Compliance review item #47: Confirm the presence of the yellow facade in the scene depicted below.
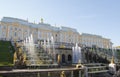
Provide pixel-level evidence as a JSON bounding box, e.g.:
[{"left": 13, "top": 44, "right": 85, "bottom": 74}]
[
  {"left": 80, "top": 33, "right": 112, "bottom": 48},
  {"left": 0, "top": 17, "right": 113, "bottom": 48}
]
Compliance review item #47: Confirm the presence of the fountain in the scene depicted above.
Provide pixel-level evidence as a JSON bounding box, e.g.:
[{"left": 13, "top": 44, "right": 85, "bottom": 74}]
[
  {"left": 43, "top": 39, "right": 47, "bottom": 51},
  {"left": 47, "top": 38, "right": 51, "bottom": 55},
  {"left": 51, "top": 36, "right": 56, "bottom": 63},
  {"left": 23, "top": 34, "right": 39, "bottom": 65},
  {"left": 72, "top": 43, "right": 82, "bottom": 64},
  {"left": 22, "top": 34, "right": 58, "bottom": 67}
]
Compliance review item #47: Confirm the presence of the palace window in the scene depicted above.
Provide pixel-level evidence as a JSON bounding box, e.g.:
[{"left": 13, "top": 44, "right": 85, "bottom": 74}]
[
  {"left": 10, "top": 26, "right": 12, "bottom": 30},
  {"left": 14, "top": 32, "right": 17, "bottom": 36},
  {"left": 19, "top": 29, "right": 21, "bottom": 31},
  {"left": 56, "top": 34, "right": 57, "bottom": 37},
  {"left": 4, "top": 26, "right": 6, "bottom": 29},
  {"left": 15, "top": 27, "right": 17, "bottom": 31}
]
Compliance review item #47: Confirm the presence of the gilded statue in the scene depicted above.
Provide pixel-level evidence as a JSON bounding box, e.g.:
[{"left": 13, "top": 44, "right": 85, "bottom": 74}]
[
  {"left": 60, "top": 71, "right": 66, "bottom": 77},
  {"left": 13, "top": 42, "right": 26, "bottom": 67}
]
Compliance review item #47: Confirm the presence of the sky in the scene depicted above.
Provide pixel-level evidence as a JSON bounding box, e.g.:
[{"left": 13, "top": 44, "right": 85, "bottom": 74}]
[{"left": 0, "top": 0, "right": 120, "bottom": 46}]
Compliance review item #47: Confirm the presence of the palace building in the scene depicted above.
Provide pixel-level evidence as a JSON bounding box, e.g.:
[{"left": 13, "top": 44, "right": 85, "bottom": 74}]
[{"left": 0, "top": 17, "right": 113, "bottom": 49}]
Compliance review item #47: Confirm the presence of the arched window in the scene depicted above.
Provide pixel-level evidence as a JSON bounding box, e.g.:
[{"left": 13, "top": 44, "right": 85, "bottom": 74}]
[
  {"left": 56, "top": 54, "right": 58, "bottom": 61},
  {"left": 68, "top": 54, "right": 72, "bottom": 61},
  {"left": 62, "top": 54, "right": 65, "bottom": 63}
]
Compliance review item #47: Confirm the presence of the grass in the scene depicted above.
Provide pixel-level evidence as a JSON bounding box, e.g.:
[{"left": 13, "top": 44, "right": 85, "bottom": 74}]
[
  {"left": 0, "top": 41, "right": 14, "bottom": 66},
  {"left": 0, "top": 62, "right": 13, "bottom": 66}
]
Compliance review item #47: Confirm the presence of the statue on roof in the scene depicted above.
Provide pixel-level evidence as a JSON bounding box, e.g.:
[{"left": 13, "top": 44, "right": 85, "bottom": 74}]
[{"left": 41, "top": 18, "right": 43, "bottom": 23}]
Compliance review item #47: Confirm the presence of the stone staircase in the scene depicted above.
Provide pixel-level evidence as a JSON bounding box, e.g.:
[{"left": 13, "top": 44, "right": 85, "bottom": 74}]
[
  {"left": 24, "top": 45, "right": 54, "bottom": 66},
  {"left": 82, "top": 47, "right": 119, "bottom": 64},
  {"left": 36, "top": 46, "right": 53, "bottom": 64},
  {"left": 77, "top": 63, "right": 112, "bottom": 77}
]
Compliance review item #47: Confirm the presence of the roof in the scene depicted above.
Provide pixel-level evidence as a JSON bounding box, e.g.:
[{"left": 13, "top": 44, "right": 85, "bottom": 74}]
[{"left": 1, "top": 17, "right": 59, "bottom": 31}]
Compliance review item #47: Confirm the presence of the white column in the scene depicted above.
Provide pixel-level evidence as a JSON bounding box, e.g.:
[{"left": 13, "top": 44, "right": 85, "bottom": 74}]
[
  {"left": 38, "top": 31, "right": 39, "bottom": 39},
  {"left": 85, "top": 67, "right": 88, "bottom": 77},
  {"left": 28, "top": 27, "right": 30, "bottom": 36},
  {"left": 71, "top": 71, "right": 73, "bottom": 77}
]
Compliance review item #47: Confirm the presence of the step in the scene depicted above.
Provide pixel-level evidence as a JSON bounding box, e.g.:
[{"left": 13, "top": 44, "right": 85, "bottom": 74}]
[{"left": 88, "top": 70, "right": 109, "bottom": 74}]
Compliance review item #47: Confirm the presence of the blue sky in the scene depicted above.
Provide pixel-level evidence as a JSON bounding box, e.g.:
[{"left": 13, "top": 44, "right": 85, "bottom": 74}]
[{"left": 0, "top": 0, "right": 120, "bottom": 46}]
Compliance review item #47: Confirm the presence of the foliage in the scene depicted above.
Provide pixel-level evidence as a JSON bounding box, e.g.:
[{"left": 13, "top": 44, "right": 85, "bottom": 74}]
[{"left": 0, "top": 41, "right": 14, "bottom": 66}]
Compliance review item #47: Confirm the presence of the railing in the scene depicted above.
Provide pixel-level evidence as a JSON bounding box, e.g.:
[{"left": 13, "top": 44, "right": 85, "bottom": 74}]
[
  {"left": 0, "top": 67, "right": 84, "bottom": 77},
  {"left": 41, "top": 42, "right": 73, "bottom": 49},
  {"left": 87, "top": 66, "right": 108, "bottom": 74},
  {"left": 1, "top": 63, "right": 119, "bottom": 77}
]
